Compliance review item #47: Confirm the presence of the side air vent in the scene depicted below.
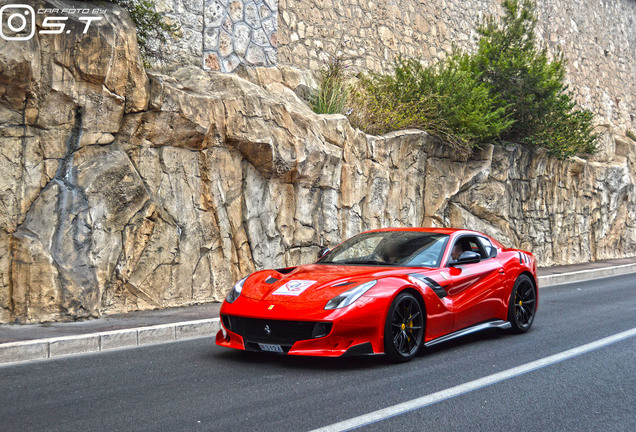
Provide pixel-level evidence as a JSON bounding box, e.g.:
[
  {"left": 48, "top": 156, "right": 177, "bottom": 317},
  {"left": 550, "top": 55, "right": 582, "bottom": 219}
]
[
  {"left": 519, "top": 252, "right": 528, "bottom": 264},
  {"left": 409, "top": 273, "right": 447, "bottom": 299}
]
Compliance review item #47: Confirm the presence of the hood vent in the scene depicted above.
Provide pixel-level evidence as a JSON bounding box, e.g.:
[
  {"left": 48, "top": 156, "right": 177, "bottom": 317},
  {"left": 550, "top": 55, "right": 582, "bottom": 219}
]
[{"left": 275, "top": 267, "right": 297, "bottom": 274}]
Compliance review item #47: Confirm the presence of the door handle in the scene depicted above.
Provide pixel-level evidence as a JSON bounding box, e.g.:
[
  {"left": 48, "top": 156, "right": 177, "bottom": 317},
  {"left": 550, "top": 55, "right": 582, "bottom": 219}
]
[{"left": 498, "top": 269, "right": 505, "bottom": 274}]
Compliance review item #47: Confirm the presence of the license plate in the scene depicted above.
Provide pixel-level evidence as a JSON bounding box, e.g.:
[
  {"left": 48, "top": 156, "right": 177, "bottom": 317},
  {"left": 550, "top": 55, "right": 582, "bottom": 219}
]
[{"left": 258, "top": 343, "right": 284, "bottom": 353}]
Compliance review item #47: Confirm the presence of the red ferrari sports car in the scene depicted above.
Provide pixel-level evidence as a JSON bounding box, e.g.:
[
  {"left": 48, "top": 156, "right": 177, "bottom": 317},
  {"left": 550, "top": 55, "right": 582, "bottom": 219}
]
[{"left": 216, "top": 228, "right": 538, "bottom": 362}]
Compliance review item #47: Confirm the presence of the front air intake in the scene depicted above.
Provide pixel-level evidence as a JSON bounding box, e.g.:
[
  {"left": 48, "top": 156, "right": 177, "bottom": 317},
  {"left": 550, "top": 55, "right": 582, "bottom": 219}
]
[{"left": 220, "top": 315, "right": 332, "bottom": 344}]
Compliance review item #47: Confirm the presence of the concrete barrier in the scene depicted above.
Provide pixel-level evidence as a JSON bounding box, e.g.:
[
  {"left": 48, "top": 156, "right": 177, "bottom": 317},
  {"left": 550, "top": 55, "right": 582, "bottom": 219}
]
[
  {"left": 0, "top": 340, "right": 49, "bottom": 364},
  {"left": 0, "top": 318, "right": 220, "bottom": 366},
  {"left": 538, "top": 262, "right": 636, "bottom": 287},
  {"left": 49, "top": 334, "right": 100, "bottom": 357},
  {"left": 99, "top": 329, "right": 139, "bottom": 350}
]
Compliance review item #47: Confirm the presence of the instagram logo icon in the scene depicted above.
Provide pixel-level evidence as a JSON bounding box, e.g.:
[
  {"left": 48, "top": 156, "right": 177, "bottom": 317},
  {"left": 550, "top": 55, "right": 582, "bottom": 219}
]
[{"left": 0, "top": 4, "right": 35, "bottom": 41}]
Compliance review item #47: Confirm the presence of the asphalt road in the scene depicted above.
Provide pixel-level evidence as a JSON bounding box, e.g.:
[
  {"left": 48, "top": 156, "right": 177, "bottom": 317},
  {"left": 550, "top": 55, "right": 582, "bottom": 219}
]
[{"left": 1, "top": 274, "right": 635, "bottom": 432}]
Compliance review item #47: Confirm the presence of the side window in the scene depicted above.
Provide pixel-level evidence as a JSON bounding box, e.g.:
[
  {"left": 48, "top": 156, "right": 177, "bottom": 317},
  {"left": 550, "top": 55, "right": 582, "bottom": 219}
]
[
  {"left": 478, "top": 237, "right": 496, "bottom": 258},
  {"left": 449, "top": 236, "right": 487, "bottom": 263},
  {"left": 466, "top": 237, "right": 487, "bottom": 258}
]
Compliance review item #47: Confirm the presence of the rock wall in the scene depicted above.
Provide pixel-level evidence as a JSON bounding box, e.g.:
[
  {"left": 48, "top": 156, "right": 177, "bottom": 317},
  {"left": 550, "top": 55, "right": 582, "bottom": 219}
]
[
  {"left": 1, "top": 1, "right": 635, "bottom": 323},
  {"left": 278, "top": 0, "right": 636, "bottom": 131}
]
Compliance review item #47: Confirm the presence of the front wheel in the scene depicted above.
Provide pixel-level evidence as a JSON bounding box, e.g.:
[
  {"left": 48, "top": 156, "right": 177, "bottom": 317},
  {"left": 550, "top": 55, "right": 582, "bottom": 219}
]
[
  {"left": 507, "top": 274, "right": 536, "bottom": 333},
  {"left": 384, "top": 292, "right": 424, "bottom": 363}
]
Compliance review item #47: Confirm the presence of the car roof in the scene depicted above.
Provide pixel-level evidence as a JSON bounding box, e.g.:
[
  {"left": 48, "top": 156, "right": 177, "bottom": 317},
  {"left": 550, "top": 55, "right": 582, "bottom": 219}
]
[{"left": 362, "top": 227, "right": 480, "bottom": 236}]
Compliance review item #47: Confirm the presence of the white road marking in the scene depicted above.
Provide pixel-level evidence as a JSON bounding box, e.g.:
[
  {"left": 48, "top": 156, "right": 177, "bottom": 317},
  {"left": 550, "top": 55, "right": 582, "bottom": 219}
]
[{"left": 309, "top": 327, "right": 636, "bottom": 432}]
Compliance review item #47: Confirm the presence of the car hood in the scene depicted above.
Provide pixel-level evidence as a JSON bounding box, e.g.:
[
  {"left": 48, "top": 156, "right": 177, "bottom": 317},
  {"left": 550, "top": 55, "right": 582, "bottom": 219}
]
[{"left": 240, "top": 263, "right": 433, "bottom": 303}]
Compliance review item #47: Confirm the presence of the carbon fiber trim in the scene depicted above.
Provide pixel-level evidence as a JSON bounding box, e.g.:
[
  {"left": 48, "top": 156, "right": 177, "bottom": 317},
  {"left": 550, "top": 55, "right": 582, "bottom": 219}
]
[
  {"left": 409, "top": 273, "right": 448, "bottom": 299},
  {"left": 424, "top": 320, "right": 511, "bottom": 347}
]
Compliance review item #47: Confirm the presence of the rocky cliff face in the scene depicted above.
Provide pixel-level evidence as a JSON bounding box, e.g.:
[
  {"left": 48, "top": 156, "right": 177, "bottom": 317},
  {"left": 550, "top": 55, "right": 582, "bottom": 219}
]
[{"left": 1, "top": 1, "right": 635, "bottom": 323}]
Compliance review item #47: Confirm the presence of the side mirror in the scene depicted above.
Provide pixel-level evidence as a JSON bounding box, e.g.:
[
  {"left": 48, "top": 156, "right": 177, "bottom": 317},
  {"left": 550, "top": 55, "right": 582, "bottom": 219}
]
[
  {"left": 318, "top": 247, "right": 331, "bottom": 259},
  {"left": 450, "top": 251, "right": 481, "bottom": 265}
]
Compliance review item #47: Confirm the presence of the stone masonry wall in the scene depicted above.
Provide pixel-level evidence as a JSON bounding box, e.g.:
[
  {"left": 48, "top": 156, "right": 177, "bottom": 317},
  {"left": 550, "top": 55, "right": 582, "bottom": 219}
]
[
  {"left": 150, "top": 0, "right": 634, "bottom": 131},
  {"left": 146, "top": 0, "right": 277, "bottom": 73},
  {"left": 277, "top": 0, "right": 636, "bottom": 131},
  {"left": 145, "top": 0, "right": 204, "bottom": 72},
  {"left": 202, "top": 0, "right": 278, "bottom": 72}
]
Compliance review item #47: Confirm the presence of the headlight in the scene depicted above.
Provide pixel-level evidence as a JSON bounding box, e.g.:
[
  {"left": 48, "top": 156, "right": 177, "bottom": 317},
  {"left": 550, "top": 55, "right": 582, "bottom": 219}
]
[
  {"left": 226, "top": 276, "right": 248, "bottom": 303},
  {"left": 325, "top": 280, "right": 377, "bottom": 310}
]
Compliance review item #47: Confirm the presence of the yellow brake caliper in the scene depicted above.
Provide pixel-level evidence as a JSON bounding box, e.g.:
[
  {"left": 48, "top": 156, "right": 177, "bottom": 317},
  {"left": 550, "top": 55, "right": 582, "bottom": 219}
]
[{"left": 405, "top": 317, "right": 414, "bottom": 341}]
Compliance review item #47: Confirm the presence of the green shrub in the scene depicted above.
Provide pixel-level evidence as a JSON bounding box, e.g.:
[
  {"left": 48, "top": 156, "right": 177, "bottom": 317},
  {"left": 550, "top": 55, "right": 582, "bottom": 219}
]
[
  {"left": 468, "top": 0, "right": 597, "bottom": 158},
  {"left": 347, "top": 61, "right": 438, "bottom": 138},
  {"left": 627, "top": 130, "right": 636, "bottom": 142},
  {"left": 347, "top": 0, "right": 598, "bottom": 159},
  {"left": 311, "top": 55, "right": 349, "bottom": 115},
  {"left": 413, "top": 55, "right": 513, "bottom": 147},
  {"left": 349, "top": 56, "right": 512, "bottom": 155}
]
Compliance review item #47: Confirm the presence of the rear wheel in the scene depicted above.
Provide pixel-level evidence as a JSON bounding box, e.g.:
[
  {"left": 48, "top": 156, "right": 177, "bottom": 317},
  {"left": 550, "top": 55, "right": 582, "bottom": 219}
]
[
  {"left": 384, "top": 292, "right": 424, "bottom": 363},
  {"left": 508, "top": 274, "right": 536, "bottom": 333}
]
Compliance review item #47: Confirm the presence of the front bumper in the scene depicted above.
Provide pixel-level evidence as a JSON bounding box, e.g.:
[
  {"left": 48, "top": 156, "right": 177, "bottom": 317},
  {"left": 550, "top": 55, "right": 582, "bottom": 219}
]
[{"left": 215, "top": 295, "right": 387, "bottom": 357}]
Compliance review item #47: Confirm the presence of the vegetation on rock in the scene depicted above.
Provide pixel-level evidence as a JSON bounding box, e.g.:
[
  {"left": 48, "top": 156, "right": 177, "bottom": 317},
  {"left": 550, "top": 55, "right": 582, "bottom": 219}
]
[
  {"left": 347, "top": 56, "right": 513, "bottom": 156},
  {"left": 311, "top": 53, "right": 349, "bottom": 115},
  {"left": 93, "top": 0, "right": 176, "bottom": 64},
  {"left": 338, "top": 0, "right": 598, "bottom": 159}
]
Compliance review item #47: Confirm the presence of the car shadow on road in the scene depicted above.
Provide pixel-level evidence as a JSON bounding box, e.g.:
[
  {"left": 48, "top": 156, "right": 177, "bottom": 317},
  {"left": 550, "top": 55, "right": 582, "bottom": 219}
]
[
  {"left": 209, "top": 349, "right": 387, "bottom": 371},
  {"left": 205, "top": 328, "right": 517, "bottom": 371},
  {"left": 421, "top": 328, "right": 514, "bottom": 356}
]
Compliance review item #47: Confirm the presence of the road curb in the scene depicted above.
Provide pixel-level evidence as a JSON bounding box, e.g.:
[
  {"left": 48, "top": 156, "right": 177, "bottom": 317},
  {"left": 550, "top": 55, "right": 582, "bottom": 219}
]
[
  {"left": 538, "top": 262, "right": 636, "bottom": 287},
  {"left": 0, "top": 318, "right": 220, "bottom": 366}
]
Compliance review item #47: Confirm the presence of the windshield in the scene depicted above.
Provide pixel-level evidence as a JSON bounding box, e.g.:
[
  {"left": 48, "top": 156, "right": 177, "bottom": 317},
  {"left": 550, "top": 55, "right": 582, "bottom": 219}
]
[{"left": 318, "top": 231, "right": 449, "bottom": 268}]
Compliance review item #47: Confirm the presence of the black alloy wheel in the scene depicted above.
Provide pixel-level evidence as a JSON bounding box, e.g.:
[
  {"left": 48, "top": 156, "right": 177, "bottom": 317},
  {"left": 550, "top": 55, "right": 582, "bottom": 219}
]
[
  {"left": 508, "top": 274, "right": 536, "bottom": 333},
  {"left": 384, "top": 292, "right": 425, "bottom": 363}
]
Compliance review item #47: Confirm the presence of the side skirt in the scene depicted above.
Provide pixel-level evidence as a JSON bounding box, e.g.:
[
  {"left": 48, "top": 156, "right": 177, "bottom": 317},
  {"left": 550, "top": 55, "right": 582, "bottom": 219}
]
[{"left": 424, "top": 320, "right": 512, "bottom": 348}]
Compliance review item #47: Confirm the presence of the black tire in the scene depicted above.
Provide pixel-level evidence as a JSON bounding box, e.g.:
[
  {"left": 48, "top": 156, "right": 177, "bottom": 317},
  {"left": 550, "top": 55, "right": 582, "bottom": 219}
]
[
  {"left": 507, "top": 274, "right": 536, "bottom": 333},
  {"left": 384, "top": 292, "right": 425, "bottom": 363}
]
